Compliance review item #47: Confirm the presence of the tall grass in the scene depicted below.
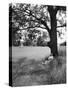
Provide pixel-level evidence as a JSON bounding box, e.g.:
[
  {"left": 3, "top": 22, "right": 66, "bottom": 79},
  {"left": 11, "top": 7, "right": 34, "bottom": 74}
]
[{"left": 11, "top": 46, "right": 66, "bottom": 86}]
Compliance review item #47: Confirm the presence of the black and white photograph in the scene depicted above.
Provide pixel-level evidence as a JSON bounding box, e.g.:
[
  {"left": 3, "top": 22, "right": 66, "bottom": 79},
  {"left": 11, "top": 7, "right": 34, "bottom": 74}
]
[{"left": 9, "top": 3, "right": 66, "bottom": 87}]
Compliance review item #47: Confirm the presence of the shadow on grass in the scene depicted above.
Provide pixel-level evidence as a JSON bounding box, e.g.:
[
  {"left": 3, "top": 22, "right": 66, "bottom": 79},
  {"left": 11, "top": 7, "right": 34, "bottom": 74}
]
[{"left": 11, "top": 57, "right": 66, "bottom": 86}]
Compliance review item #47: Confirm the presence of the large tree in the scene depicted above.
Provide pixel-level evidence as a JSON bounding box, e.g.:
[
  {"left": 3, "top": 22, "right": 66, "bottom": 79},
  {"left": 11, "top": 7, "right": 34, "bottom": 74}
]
[{"left": 9, "top": 3, "right": 66, "bottom": 56}]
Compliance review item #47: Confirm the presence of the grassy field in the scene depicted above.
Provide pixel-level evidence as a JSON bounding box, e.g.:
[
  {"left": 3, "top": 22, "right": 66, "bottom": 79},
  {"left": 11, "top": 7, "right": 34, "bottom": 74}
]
[
  {"left": 11, "top": 46, "right": 51, "bottom": 62},
  {"left": 10, "top": 46, "right": 66, "bottom": 86}
]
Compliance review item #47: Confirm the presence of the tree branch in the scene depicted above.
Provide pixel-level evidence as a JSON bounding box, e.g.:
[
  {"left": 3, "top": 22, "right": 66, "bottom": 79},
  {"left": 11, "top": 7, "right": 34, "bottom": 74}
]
[
  {"left": 14, "top": 7, "right": 50, "bottom": 32},
  {"left": 57, "top": 6, "right": 66, "bottom": 11},
  {"left": 57, "top": 23, "right": 66, "bottom": 28},
  {"left": 18, "top": 25, "right": 46, "bottom": 31},
  {"left": 25, "top": 9, "right": 50, "bottom": 31}
]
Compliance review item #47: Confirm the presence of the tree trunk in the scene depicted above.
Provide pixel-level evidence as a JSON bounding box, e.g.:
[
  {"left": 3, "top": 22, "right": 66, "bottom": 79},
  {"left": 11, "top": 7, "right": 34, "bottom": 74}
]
[{"left": 48, "top": 8, "right": 58, "bottom": 56}]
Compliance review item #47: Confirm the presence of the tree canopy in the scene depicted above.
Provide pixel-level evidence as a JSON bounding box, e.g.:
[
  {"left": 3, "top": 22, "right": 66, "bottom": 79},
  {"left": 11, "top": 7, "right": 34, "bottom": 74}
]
[
  {"left": 9, "top": 3, "right": 66, "bottom": 56},
  {"left": 10, "top": 3, "right": 66, "bottom": 32}
]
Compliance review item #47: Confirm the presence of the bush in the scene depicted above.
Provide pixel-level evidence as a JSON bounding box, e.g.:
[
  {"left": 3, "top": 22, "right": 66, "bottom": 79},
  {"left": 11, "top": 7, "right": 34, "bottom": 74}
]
[
  {"left": 13, "top": 39, "right": 20, "bottom": 46},
  {"left": 37, "top": 36, "right": 47, "bottom": 46},
  {"left": 23, "top": 39, "right": 32, "bottom": 46}
]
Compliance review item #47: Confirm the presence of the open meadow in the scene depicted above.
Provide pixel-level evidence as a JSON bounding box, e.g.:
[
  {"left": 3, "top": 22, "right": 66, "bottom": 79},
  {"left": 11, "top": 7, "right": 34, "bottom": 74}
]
[{"left": 9, "top": 46, "right": 66, "bottom": 86}]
